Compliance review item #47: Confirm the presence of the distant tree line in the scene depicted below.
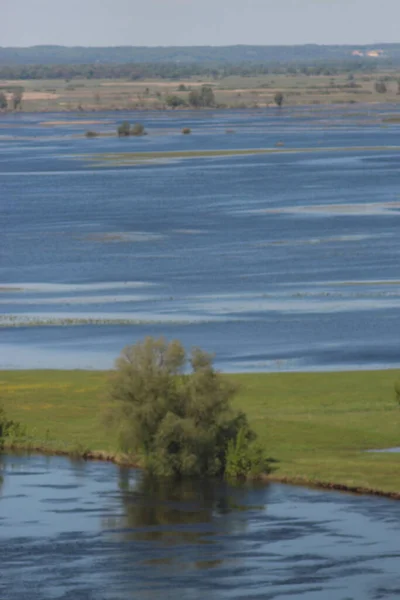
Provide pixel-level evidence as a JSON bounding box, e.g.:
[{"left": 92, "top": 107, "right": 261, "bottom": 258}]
[
  {"left": 0, "top": 60, "right": 384, "bottom": 81},
  {"left": 2, "top": 43, "right": 400, "bottom": 65}
]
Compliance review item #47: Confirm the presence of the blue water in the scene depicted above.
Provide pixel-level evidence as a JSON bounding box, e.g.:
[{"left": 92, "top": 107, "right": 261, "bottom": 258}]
[
  {"left": 2, "top": 107, "right": 400, "bottom": 370},
  {"left": 1, "top": 453, "right": 400, "bottom": 600}
]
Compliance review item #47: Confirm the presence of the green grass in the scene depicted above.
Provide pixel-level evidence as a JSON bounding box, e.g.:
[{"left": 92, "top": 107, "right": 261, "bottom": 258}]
[{"left": 1, "top": 369, "right": 400, "bottom": 494}]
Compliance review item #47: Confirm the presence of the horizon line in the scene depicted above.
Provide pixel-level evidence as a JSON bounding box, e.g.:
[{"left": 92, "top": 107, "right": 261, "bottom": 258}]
[{"left": 1, "top": 42, "right": 400, "bottom": 50}]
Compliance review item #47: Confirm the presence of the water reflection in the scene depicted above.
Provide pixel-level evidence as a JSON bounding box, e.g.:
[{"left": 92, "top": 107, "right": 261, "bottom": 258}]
[{"left": 104, "top": 469, "right": 263, "bottom": 547}]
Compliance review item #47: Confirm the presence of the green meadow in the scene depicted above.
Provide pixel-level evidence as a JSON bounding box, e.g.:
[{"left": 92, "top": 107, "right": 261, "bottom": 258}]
[{"left": 1, "top": 369, "right": 400, "bottom": 495}]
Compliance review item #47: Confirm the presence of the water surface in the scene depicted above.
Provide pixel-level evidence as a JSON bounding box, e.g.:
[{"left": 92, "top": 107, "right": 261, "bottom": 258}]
[
  {"left": 2, "top": 107, "right": 400, "bottom": 371},
  {"left": 1, "top": 453, "right": 400, "bottom": 599}
]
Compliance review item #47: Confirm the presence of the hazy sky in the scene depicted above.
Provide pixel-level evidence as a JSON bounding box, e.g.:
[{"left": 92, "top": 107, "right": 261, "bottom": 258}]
[{"left": 2, "top": 0, "right": 400, "bottom": 47}]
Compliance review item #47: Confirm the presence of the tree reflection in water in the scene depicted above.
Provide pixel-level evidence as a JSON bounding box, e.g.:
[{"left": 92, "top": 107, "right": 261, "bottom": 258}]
[{"left": 102, "top": 467, "right": 268, "bottom": 571}]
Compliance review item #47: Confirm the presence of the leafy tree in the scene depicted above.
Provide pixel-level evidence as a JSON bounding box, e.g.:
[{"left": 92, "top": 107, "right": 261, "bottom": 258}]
[
  {"left": 200, "top": 85, "right": 215, "bottom": 107},
  {"left": 11, "top": 89, "right": 23, "bottom": 110},
  {"left": 107, "top": 337, "right": 268, "bottom": 478},
  {"left": 188, "top": 89, "right": 202, "bottom": 107},
  {"left": 375, "top": 80, "right": 387, "bottom": 94},
  {"left": 0, "top": 92, "right": 7, "bottom": 110},
  {"left": 117, "top": 121, "right": 131, "bottom": 136},
  {"left": 274, "top": 92, "right": 284, "bottom": 107}
]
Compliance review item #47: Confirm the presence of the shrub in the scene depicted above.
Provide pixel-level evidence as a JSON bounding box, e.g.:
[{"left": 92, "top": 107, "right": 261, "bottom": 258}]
[
  {"left": 0, "top": 406, "right": 26, "bottom": 448},
  {"left": 225, "top": 427, "right": 270, "bottom": 479},
  {"left": 182, "top": 127, "right": 191, "bottom": 134},
  {"left": 85, "top": 130, "right": 99, "bottom": 138},
  {"left": 107, "top": 337, "right": 266, "bottom": 479}
]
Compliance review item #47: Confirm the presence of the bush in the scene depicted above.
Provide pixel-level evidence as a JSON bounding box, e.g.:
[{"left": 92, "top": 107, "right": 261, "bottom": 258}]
[
  {"left": 107, "top": 337, "right": 265, "bottom": 479},
  {"left": 274, "top": 92, "right": 284, "bottom": 107},
  {"left": 182, "top": 127, "right": 191, "bottom": 134}
]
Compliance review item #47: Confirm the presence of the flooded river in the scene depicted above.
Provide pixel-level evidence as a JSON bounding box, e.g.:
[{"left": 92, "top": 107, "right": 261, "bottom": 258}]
[
  {"left": 2, "top": 107, "right": 400, "bottom": 371},
  {"left": 1, "top": 453, "right": 400, "bottom": 599}
]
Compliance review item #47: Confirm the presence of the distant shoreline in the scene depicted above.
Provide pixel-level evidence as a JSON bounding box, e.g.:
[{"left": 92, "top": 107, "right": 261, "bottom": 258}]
[
  {"left": 2, "top": 71, "right": 400, "bottom": 113},
  {"left": 0, "top": 100, "right": 399, "bottom": 115}
]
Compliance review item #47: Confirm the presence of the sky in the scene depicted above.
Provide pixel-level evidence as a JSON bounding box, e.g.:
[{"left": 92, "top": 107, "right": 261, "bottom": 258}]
[{"left": 1, "top": 0, "right": 400, "bottom": 47}]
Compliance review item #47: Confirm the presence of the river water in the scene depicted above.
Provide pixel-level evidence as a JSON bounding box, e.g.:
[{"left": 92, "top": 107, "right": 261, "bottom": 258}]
[
  {"left": 2, "top": 107, "right": 400, "bottom": 371},
  {"left": 0, "top": 453, "right": 400, "bottom": 600}
]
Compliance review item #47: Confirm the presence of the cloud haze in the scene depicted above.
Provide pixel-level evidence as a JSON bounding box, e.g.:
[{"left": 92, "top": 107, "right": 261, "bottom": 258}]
[{"left": 2, "top": 0, "right": 400, "bottom": 47}]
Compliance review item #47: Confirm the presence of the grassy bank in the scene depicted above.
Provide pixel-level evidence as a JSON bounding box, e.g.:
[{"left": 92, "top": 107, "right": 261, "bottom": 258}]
[{"left": 1, "top": 369, "right": 400, "bottom": 495}]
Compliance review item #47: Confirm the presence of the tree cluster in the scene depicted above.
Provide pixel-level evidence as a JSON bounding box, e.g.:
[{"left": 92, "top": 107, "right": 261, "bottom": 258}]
[
  {"left": 117, "top": 121, "right": 146, "bottom": 137},
  {"left": 188, "top": 86, "right": 215, "bottom": 107},
  {"left": 107, "top": 337, "right": 269, "bottom": 479}
]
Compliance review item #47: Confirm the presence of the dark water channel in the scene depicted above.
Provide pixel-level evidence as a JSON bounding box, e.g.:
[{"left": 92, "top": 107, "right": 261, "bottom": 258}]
[{"left": 1, "top": 454, "right": 400, "bottom": 599}]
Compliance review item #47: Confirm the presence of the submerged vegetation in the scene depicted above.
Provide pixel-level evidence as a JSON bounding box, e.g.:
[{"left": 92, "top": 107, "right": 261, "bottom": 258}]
[
  {"left": 87, "top": 145, "right": 400, "bottom": 167},
  {"left": 106, "top": 337, "right": 269, "bottom": 479},
  {"left": 85, "top": 130, "right": 99, "bottom": 138}
]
